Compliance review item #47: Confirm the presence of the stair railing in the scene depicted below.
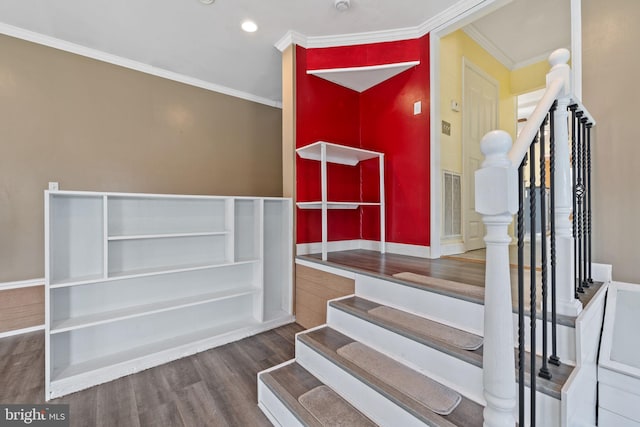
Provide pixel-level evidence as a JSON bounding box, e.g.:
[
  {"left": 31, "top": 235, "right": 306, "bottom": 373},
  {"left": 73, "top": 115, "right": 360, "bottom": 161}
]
[{"left": 476, "top": 48, "right": 596, "bottom": 427}]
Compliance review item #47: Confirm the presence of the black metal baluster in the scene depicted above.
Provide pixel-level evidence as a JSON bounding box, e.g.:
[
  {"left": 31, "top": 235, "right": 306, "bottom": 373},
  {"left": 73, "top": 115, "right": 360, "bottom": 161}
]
[
  {"left": 569, "top": 105, "right": 580, "bottom": 298},
  {"left": 586, "top": 123, "right": 594, "bottom": 285},
  {"left": 580, "top": 117, "right": 590, "bottom": 290},
  {"left": 548, "top": 102, "right": 560, "bottom": 366},
  {"left": 518, "top": 156, "right": 527, "bottom": 427},
  {"left": 575, "top": 110, "right": 585, "bottom": 294},
  {"left": 539, "top": 117, "right": 552, "bottom": 380},
  {"left": 529, "top": 135, "right": 538, "bottom": 427}
]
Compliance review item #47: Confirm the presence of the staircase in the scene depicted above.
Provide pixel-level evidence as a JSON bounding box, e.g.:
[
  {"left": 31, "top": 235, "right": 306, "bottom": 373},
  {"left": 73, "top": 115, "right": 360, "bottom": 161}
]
[
  {"left": 257, "top": 258, "right": 607, "bottom": 426},
  {"left": 258, "top": 48, "right": 607, "bottom": 426}
]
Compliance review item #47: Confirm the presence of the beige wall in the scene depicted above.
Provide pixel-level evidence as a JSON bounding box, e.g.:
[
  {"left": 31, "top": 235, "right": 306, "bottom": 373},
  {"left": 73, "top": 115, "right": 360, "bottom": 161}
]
[
  {"left": 0, "top": 35, "right": 283, "bottom": 283},
  {"left": 583, "top": 0, "right": 640, "bottom": 283}
]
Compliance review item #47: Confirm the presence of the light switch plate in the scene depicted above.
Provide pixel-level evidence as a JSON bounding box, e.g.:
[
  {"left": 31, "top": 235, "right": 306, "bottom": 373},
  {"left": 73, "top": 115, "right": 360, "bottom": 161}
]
[
  {"left": 413, "top": 101, "right": 422, "bottom": 115},
  {"left": 48, "top": 182, "right": 59, "bottom": 191}
]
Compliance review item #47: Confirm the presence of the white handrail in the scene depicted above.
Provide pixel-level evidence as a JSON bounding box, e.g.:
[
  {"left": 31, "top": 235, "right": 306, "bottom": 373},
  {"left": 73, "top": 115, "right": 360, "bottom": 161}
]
[{"left": 508, "top": 78, "right": 564, "bottom": 167}]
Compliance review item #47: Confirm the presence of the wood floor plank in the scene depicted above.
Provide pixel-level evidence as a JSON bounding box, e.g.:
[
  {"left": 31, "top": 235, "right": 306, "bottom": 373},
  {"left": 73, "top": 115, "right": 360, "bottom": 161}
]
[{"left": 0, "top": 323, "right": 303, "bottom": 427}]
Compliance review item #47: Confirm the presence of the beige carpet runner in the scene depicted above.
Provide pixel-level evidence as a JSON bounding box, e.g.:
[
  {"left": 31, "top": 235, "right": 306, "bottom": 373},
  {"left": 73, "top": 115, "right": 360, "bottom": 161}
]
[
  {"left": 298, "top": 385, "right": 377, "bottom": 426},
  {"left": 392, "top": 271, "right": 485, "bottom": 301},
  {"left": 337, "top": 342, "right": 461, "bottom": 416},
  {"left": 368, "top": 305, "right": 483, "bottom": 351}
]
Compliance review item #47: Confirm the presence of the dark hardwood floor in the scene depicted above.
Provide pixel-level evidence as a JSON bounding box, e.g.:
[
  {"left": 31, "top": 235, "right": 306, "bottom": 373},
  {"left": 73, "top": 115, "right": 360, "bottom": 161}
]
[{"left": 0, "top": 323, "right": 303, "bottom": 427}]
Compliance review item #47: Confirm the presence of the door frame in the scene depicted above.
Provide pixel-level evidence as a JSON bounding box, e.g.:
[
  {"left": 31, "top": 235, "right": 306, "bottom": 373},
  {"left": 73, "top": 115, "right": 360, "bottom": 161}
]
[{"left": 428, "top": 0, "right": 584, "bottom": 258}]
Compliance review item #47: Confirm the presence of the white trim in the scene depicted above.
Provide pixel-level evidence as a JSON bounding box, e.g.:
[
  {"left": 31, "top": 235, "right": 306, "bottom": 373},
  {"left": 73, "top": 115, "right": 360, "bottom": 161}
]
[
  {"left": 274, "top": 30, "right": 307, "bottom": 52},
  {"left": 274, "top": 0, "right": 495, "bottom": 51},
  {"left": 430, "top": 34, "right": 443, "bottom": 259},
  {"left": 0, "top": 324, "right": 45, "bottom": 339},
  {"left": 296, "top": 240, "right": 362, "bottom": 256},
  {"left": 295, "top": 258, "right": 356, "bottom": 279},
  {"left": 295, "top": 239, "right": 432, "bottom": 258},
  {"left": 0, "top": 278, "right": 44, "bottom": 291},
  {"left": 463, "top": 25, "right": 514, "bottom": 69},
  {"left": 0, "top": 23, "right": 282, "bottom": 109},
  {"left": 441, "top": 242, "right": 466, "bottom": 256},
  {"left": 570, "top": 0, "right": 582, "bottom": 100},
  {"left": 591, "top": 263, "right": 612, "bottom": 283}
]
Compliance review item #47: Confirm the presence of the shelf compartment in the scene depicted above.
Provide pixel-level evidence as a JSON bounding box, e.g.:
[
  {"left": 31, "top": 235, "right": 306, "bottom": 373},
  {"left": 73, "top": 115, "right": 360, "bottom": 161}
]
[
  {"left": 51, "top": 287, "right": 257, "bottom": 334},
  {"left": 49, "top": 194, "right": 104, "bottom": 284},
  {"left": 235, "top": 199, "right": 261, "bottom": 262},
  {"left": 263, "top": 200, "right": 293, "bottom": 321},
  {"left": 108, "top": 231, "right": 229, "bottom": 241},
  {"left": 50, "top": 259, "right": 259, "bottom": 288},
  {"left": 51, "top": 263, "right": 256, "bottom": 329},
  {"left": 108, "top": 196, "right": 227, "bottom": 237},
  {"left": 296, "top": 141, "right": 382, "bottom": 166},
  {"left": 296, "top": 201, "right": 381, "bottom": 210},
  {"left": 108, "top": 234, "right": 227, "bottom": 277},
  {"left": 50, "top": 294, "right": 255, "bottom": 382}
]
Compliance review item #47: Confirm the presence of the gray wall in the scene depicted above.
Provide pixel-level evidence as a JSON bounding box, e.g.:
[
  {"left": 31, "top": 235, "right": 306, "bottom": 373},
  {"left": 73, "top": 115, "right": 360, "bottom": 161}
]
[
  {"left": 0, "top": 35, "right": 283, "bottom": 283},
  {"left": 583, "top": 0, "right": 640, "bottom": 283}
]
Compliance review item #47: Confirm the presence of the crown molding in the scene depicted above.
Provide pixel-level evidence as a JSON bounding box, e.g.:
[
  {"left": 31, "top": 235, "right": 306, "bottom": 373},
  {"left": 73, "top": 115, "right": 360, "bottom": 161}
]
[
  {"left": 463, "top": 24, "right": 514, "bottom": 69},
  {"left": 0, "top": 23, "right": 282, "bottom": 109},
  {"left": 511, "top": 48, "right": 568, "bottom": 70},
  {"left": 274, "top": 30, "right": 307, "bottom": 52},
  {"left": 273, "top": 0, "right": 490, "bottom": 50}
]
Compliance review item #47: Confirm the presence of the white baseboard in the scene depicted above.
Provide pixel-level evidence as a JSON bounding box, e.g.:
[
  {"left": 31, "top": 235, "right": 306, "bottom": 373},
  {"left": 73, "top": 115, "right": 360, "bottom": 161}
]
[
  {"left": 0, "top": 278, "right": 44, "bottom": 291},
  {"left": 591, "top": 263, "right": 612, "bottom": 282},
  {"left": 0, "top": 324, "right": 45, "bottom": 339},
  {"left": 296, "top": 240, "right": 432, "bottom": 259},
  {"left": 440, "top": 241, "right": 465, "bottom": 256}
]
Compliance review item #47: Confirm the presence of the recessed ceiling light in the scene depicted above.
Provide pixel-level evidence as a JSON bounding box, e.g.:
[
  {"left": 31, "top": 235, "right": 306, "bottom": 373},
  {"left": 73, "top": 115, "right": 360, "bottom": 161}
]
[
  {"left": 241, "top": 20, "right": 258, "bottom": 33},
  {"left": 199, "top": 0, "right": 215, "bottom": 4}
]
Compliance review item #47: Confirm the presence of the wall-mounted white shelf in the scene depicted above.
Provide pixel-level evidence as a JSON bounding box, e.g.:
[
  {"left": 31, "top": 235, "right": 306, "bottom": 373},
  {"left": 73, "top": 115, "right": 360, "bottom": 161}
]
[
  {"left": 296, "top": 141, "right": 385, "bottom": 261},
  {"left": 296, "top": 201, "right": 381, "bottom": 210},
  {"left": 307, "top": 61, "right": 420, "bottom": 93},
  {"left": 45, "top": 190, "right": 293, "bottom": 400}
]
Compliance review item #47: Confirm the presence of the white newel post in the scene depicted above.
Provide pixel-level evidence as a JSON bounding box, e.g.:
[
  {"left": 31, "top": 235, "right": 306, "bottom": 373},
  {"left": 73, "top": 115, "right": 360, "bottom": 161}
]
[
  {"left": 548, "top": 48, "right": 582, "bottom": 316},
  {"left": 476, "top": 131, "right": 518, "bottom": 427}
]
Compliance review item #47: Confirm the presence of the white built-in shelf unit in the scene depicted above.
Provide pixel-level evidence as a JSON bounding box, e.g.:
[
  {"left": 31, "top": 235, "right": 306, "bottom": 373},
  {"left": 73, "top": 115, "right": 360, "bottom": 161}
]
[
  {"left": 45, "top": 190, "right": 293, "bottom": 400},
  {"left": 296, "top": 141, "right": 385, "bottom": 260}
]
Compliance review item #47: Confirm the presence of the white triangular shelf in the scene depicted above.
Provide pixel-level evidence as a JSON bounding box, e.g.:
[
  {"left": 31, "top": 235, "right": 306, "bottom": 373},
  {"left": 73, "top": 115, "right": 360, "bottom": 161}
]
[{"left": 307, "top": 61, "right": 420, "bottom": 93}]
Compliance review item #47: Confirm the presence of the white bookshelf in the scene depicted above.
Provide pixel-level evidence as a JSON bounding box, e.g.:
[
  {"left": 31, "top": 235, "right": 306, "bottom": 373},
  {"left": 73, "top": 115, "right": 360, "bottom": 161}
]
[
  {"left": 44, "top": 190, "right": 293, "bottom": 400},
  {"left": 295, "top": 141, "right": 386, "bottom": 260}
]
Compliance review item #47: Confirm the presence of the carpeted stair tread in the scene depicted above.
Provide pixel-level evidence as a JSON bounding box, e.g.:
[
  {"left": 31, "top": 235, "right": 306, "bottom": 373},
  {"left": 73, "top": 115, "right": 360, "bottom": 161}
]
[
  {"left": 299, "top": 327, "right": 484, "bottom": 427},
  {"left": 330, "top": 297, "right": 574, "bottom": 400},
  {"left": 368, "top": 305, "right": 483, "bottom": 350},
  {"left": 330, "top": 296, "right": 484, "bottom": 368},
  {"left": 260, "top": 362, "right": 378, "bottom": 427},
  {"left": 337, "top": 341, "right": 461, "bottom": 415},
  {"left": 298, "top": 385, "right": 377, "bottom": 427}
]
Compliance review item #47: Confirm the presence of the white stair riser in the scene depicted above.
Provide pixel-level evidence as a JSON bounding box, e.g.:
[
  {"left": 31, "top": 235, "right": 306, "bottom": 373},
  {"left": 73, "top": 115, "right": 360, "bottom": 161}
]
[
  {"left": 295, "top": 340, "right": 428, "bottom": 427},
  {"left": 353, "top": 274, "right": 577, "bottom": 363},
  {"left": 327, "top": 306, "right": 562, "bottom": 425},
  {"left": 355, "top": 274, "right": 484, "bottom": 336},
  {"left": 327, "top": 304, "right": 485, "bottom": 404},
  {"left": 257, "top": 380, "right": 302, "bottom": 427}
]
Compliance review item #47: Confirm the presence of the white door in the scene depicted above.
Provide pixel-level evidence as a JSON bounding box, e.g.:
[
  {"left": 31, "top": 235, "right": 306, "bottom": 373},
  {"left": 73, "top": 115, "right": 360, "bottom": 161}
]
[{"left": 462, "top": 60, "right": 499, "bottom": 251}]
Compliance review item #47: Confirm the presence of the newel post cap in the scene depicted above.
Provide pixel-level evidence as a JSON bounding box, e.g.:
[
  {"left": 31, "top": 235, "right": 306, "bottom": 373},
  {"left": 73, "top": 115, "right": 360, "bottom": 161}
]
[
  {"left": 475, "top": 130, "right": 518, "bottom": 216},
  {"left": 549, "top": 48, "right": 570, "bottom": 68}
]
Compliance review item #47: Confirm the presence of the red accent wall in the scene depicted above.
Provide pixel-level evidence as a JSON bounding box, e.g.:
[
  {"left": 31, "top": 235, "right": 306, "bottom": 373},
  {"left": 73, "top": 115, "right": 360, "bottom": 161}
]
[
  {"left": 296, "top": 35, "right": 430, "bottom": 247},
  {"left": 360, "top": 35, "right": 431, "bottom": 245}
]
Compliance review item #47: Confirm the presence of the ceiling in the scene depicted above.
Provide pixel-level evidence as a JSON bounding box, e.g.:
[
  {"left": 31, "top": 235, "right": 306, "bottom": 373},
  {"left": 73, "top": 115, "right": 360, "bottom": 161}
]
[{"left": 0, "top": 0, "right": 570, "bottom": 107}]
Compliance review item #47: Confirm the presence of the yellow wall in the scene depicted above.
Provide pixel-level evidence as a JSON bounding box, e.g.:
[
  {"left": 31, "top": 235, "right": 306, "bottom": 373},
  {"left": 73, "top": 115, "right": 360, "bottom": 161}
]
[
  {"left": 439, "top": 30, "right": 551, "bottom": 174},
  {"left": 440, "top": 30, "right": 516, "bottom": 174}
]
